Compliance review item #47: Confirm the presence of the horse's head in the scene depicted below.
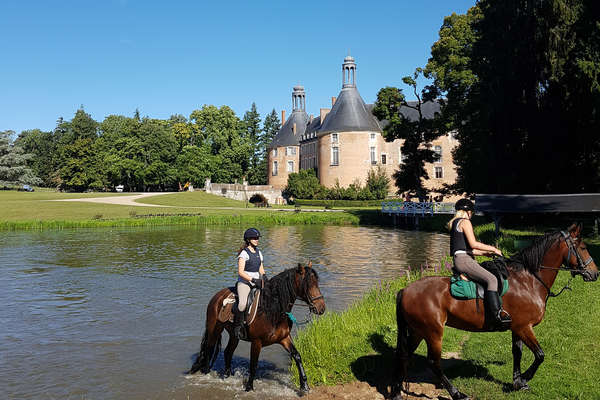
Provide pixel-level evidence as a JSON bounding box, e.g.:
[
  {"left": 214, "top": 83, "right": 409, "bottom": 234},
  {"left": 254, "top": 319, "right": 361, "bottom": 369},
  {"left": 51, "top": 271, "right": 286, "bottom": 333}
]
[
  {"left": 562, "top": 223, "right": 598, "bottom": 282},
  {"left": 294, "top": 261, "right": 326, "bottom": 315}
]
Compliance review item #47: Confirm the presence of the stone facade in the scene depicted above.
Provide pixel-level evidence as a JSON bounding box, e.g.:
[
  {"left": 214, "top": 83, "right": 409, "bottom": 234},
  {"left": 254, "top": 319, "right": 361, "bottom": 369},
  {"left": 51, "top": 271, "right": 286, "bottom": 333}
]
[
  {"left": 204, "top": 179, "right": 286, "bottom": 205},
  {"left": 267, "top": 145, "right": 299, "bottom": 190}
]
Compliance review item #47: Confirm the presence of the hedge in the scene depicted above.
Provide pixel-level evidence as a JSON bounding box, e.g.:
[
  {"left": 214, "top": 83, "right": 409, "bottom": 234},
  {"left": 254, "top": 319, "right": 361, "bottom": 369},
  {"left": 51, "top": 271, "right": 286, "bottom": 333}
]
[{"left": 294, "top": 199, "right": 388, "bottom": 207}]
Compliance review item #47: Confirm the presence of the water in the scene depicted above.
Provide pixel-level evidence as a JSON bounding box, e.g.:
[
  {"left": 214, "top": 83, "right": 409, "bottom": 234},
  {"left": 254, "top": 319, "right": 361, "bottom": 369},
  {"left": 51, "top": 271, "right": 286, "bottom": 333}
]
[{"left": 0, "top": 225, "right": 449, "bottom": 399}]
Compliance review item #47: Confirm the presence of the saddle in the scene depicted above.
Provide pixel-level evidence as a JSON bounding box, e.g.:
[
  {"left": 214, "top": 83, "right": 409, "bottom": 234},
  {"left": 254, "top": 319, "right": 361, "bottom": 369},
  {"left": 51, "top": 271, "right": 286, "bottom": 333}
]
[
  {"left": 450, "top": 257, "right": 510, "bottom": 300},
  {"left": 217, "top": 286, "right": 261, "bottom": 326},
  {"left": 450, "top": 274, "right": 509, "bottom": 300}
]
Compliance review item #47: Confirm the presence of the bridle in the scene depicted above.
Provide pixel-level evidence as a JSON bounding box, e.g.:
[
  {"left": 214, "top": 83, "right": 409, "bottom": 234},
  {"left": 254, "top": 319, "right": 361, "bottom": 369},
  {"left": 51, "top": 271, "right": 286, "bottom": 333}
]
[
  {"left": 535, "top": 231, "right": 596, "bottom": 299},
  {"left": 292, "top": 269, "right": 324, "bottom": 315}
]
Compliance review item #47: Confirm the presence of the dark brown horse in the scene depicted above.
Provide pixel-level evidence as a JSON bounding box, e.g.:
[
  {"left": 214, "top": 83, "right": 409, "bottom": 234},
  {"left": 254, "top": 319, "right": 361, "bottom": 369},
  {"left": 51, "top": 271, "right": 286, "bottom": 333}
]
[
  {"left": 188, "top": 262, "right": 325, "bottom": 392},
  {"left": 393, "top": 223, "right": 598, "bottom": 400}
]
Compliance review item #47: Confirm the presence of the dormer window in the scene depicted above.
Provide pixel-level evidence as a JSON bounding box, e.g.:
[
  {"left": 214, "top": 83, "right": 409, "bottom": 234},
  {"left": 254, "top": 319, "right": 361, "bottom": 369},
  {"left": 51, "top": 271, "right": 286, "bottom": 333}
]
[{"left": 332, "top": 133, "right": 338, "bottom": 143}]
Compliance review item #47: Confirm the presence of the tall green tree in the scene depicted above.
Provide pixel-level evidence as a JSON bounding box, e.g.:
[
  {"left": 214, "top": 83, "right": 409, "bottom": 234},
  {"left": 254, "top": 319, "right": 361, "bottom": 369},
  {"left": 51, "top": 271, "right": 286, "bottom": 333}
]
[
  {"left": 373, "top": 69, "right": 443, "bottom": 199},
  {"left": 243, "top": 103, "right": 264, "bottom": 184},
  {"left": 0, "top": 130, "right": 41, "bottom": 186},
  {"left": 15, "top": 129, "right": 56, "bottom": 186},
  {"left": 253, "top": 108, "right": 281, "bottom": 185},
  {"left": 427, "top": 1, "right": 600, "bottom": 194}
]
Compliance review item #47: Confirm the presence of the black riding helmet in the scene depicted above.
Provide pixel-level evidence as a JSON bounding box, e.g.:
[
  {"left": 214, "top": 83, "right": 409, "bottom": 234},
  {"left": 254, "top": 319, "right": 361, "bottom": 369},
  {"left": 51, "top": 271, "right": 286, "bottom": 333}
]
[
  {"left": 243, "top": 227, "right": 261, "bottom": 241},
  {"left": 455, "top": 198, "right": 475, "bottom": 212}
]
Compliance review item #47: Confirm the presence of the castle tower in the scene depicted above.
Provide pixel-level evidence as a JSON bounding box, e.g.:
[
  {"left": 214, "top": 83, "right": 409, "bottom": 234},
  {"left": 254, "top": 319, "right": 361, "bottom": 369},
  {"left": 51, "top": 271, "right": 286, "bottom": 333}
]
[{"left": 267, "top": 85, "right": 309, "bottom": 190}]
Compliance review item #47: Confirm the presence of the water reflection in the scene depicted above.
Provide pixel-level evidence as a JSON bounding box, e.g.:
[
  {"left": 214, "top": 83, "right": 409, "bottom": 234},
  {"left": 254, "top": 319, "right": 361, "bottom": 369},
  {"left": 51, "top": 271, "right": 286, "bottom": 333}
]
[{"left": 0, "top": 225, "right": 449, "bottom": 400}]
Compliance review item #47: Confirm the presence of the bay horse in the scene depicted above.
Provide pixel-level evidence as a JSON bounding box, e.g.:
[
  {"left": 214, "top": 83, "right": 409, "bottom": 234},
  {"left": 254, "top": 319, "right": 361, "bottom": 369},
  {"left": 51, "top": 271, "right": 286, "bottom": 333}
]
[
  {"left": 188, "top": 262, "right": 325, "bottom": 392},
  {"left": 393, "top": 223, "right": 598, "bottom": 400}
]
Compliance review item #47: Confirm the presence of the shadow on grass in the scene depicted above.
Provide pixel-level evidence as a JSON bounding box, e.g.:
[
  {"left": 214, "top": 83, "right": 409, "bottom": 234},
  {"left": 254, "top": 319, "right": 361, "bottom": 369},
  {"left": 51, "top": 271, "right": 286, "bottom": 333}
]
[{"left": 350, "top": 333, "right": 512, "bottom": 398}]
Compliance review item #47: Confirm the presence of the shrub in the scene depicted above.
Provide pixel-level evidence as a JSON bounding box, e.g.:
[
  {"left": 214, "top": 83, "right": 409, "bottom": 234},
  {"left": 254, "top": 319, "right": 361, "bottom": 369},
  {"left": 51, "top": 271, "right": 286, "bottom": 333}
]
[{"left": 284, "top": 169, "right": 322, "bottom": 199}]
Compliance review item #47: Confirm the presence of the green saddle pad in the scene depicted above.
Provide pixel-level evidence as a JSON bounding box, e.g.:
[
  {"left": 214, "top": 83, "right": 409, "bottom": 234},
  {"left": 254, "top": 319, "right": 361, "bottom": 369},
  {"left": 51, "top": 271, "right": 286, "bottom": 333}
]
[{"left": 450, "top": 275, "right": 509, "bottom": 300}]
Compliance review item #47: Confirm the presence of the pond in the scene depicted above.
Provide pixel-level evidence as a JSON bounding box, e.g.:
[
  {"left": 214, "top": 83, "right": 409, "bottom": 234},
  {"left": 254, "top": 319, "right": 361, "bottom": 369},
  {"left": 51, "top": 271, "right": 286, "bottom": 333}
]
[{"left": 0, "top": 225, "right": 450, "bottom": 399}]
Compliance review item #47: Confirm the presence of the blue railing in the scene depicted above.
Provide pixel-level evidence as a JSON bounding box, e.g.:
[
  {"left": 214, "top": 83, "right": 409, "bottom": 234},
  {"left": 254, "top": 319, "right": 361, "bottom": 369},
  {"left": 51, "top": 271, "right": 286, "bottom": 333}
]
[{"left": 381, "top": 201, "right": 455, "bottom": 216}]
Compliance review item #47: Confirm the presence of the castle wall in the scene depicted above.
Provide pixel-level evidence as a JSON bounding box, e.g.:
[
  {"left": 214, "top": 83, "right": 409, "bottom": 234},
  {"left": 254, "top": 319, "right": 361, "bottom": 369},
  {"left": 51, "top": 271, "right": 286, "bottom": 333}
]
[{"left": 267, "top": 145, "right": 299, "bottom": 189}]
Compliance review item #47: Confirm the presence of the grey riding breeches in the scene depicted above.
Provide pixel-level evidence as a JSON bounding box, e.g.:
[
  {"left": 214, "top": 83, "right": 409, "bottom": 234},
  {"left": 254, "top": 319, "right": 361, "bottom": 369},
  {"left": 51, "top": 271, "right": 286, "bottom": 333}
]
[{"left": 453, "top": 253, "right": 498, "bottom": 292}]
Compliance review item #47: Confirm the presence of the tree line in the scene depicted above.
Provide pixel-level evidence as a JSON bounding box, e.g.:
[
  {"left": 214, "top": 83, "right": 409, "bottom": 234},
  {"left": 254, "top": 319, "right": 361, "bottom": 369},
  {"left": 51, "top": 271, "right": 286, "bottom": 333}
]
[
  {"left": 375, "top": 0, "right": 600, "bottom": 195},
  {"left": 3, "top": 103, "right": 280, "bottom": 191}
]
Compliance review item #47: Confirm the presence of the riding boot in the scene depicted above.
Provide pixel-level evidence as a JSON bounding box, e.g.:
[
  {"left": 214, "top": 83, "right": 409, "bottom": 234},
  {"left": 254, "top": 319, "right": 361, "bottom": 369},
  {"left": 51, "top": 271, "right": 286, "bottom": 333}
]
[
  {"left": 484, "top": 290, "right": 512, "bottom": 330},
  {"left": 233, "top": 308, "right": 245, "bottom": 339}
]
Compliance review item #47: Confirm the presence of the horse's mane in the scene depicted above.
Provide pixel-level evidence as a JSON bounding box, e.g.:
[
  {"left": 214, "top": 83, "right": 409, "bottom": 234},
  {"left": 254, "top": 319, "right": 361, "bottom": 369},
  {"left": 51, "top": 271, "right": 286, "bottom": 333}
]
[
  {"left": 507, "top": 231, "right": 563, "bottom": 273},
  {"left": 260, "top": 266, "right": 319, "bottom": 325}
]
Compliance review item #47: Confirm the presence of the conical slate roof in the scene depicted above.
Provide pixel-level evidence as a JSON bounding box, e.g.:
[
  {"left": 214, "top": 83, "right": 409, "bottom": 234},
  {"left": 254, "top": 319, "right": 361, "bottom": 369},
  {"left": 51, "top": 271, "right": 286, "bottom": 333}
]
[
  {"left": 268, "top": 110, "right": 309, "bottom": 149},
  {"left": 318, "top": 86, "right": 381, "bottom": 134}
]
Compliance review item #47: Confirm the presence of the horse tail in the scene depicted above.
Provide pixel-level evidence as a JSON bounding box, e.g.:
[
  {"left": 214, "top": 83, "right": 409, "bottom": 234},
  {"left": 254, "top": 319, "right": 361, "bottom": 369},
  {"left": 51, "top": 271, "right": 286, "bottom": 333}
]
[
  {"left": 395, "top": 289, "right": 409, "bottom": 384},
  {"left": 189, "top": 328, "right": 222, "bottom": 374}
]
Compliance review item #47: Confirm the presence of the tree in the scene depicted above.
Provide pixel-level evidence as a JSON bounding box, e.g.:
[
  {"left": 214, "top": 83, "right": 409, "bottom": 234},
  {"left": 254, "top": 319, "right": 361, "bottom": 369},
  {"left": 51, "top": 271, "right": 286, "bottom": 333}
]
[
  {"left": 284, "top": 169, "right": 322, "bottom": 199},
  {"left": 189, "top": 105, "right": 252, "bottom": 183},
  {"left": 366, "top": 166, "right": 391, "bottom": 199},
  {"left": 15, "top": 129, "right": 56, "bottom": 186},
  {"left": 0, "top": 130, "right": 41, "bottom": 186},
  {"left": 427, "top": 1, "right": 600, "bottom": 194},
  {"left": 373, "top": 69, "right": 443, "bottom": 198},
  {"left": 242, "top": 103, "right": 264, "bottom": 185}
]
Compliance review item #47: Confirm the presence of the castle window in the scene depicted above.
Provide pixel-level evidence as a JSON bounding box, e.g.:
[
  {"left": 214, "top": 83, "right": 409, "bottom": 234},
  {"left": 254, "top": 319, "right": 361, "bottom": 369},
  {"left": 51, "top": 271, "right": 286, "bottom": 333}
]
[
  {"left": 370, "top": 147, "right": 377, "bottom": 165},
  {"left": 381, "top": 153, "right": 387, "bottom": 165},
  {"left": 287, "top": 161, "right": 294, "bottom": 172},
  {"left": 272, "top": 161, "right": 278, "bottom": 176},
  {"left": 286, "top": 146, "right": 296, "bottom": 156},
  {"left": 435, "top": 166, "right": 443, "bottom": 179},
  {"left": 273, "top": 148, "right": 278, "bottom": 157},
  {"left": 332, "top": 133, "right": 338, "bottom": 143},
  {"left": 370, "top": 133, "right": 376, "bottom": 141},
  {"left": 331, "top": 146, "right": 339, "bottom": 166},
  {"left": 434, "top": 145, "right": 442, "bottom": 162}
]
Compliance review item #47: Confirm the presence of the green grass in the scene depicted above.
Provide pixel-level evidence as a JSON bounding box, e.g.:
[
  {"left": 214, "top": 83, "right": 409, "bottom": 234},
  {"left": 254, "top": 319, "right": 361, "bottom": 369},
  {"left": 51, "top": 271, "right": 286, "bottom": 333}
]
[
  {"left": 134, "top": 191, "right": 248, "bottom": 207},
  {"left": 0, "top": 190, "right": 367, "bottom": 230},
  {"left": 291, "top": 228, "right": 600, "bottom": 399}
]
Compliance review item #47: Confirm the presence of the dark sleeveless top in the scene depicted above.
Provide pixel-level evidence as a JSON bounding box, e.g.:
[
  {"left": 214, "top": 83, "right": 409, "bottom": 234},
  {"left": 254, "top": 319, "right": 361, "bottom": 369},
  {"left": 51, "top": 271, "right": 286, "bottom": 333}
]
[
  {"left": 243, "top": 247, "right": 262, "bottom": 273},
  {"left": 450, "top": 218, "right": 472, "bottom": 255}
]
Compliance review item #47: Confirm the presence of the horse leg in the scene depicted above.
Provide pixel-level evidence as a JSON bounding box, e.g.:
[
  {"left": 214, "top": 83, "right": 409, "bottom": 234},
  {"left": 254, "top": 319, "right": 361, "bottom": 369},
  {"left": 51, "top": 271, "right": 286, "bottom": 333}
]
[
  {"left": 425, "top": 332, "right": 470, "bottom": 400},
  {"left": 515, "top": 325, "right": 545, "bottom": 384},
  {"left": 189, "top": 322, "right": 223, "bottom": 374},
  {"left": 280, "top": 335, "right": 310, "bottom": 393},
  {"left": 223, "top": 333, "right": 239, "bottom": 377},
  {"left": 512, "top": 331, "right": 529, "bottom": 390},
  {"left": 245, "top": 339, "right": 262, "bottom": 391}
]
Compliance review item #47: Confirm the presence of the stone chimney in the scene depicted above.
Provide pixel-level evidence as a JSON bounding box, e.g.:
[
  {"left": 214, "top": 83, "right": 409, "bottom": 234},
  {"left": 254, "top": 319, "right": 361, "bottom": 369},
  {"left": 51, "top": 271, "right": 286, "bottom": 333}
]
[
  {"left": 309, "top": 114, "right": 314, "bottom": 123},
  {"left": 281, "top": 110, "right": 286, "bottom": 126},
  {"left": 331, "top": 97, "right": 336, "bottom": 106},
  {"left": 320, "top": 108, "right": 331, "bottom": 123},
  {"left": 293, "top": 123, "right": 297, "bottom": 134}
]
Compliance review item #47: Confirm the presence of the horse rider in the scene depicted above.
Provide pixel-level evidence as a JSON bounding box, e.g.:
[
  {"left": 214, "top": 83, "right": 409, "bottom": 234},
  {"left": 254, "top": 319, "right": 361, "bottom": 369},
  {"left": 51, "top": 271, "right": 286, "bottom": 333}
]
[
  {"left": 233, "top": 228, "right": 267, "bottom": 339},
  {"left": 448, "top": 199, "right": 511, "bottom": 329}
]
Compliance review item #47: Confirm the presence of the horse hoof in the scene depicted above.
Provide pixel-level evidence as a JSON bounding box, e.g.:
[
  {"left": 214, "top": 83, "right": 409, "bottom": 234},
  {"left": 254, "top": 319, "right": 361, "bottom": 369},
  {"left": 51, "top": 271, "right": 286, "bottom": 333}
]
[
  {"left": 223, "top": 368, "right": 231, "bottom": 377},
  {"left": 245, "top": 384, "right": 254, "bottom": 392},
  {"left": 513, "top": 380, "right": 530, "bottom": 391},
  {"left": 300, "top": 384, "right": 310, "bottom": 393}
]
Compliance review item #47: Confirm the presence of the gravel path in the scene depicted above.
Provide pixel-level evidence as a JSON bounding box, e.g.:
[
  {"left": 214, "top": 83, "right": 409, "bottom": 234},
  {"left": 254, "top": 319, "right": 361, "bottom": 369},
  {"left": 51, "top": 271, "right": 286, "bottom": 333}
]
[{"left": 51, "top": 192, "right": 175, "bottom": 207}]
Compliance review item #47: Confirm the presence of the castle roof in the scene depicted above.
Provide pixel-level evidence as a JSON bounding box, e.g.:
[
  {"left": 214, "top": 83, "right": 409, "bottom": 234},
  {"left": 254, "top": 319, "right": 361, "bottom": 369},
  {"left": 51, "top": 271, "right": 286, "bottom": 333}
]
[
  {"left": 268, "top": 110, "right": 309, "bottom": 149},
  {"left": 318, "top": 86, "right": 382, "bottom": 134}
]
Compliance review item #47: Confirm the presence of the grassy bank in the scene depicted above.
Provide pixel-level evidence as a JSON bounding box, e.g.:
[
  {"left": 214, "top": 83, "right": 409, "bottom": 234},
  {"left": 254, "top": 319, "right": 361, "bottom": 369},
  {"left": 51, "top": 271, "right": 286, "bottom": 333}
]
[
  {"left": 0, "top": 191, "right": 372, "bottom": 230},
  {"left": 292, "top": 230, "right": 600, "bottom": 399}
]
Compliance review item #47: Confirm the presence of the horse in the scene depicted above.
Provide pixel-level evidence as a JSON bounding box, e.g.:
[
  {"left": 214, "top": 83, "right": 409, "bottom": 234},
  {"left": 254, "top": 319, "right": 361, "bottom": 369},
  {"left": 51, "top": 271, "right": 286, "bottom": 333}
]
[
  {"left": 392, "top": 223, "right": 598, "bottom": 400},
  {"left": 188, "top": 262, "right": 326, "bottom": 392}
]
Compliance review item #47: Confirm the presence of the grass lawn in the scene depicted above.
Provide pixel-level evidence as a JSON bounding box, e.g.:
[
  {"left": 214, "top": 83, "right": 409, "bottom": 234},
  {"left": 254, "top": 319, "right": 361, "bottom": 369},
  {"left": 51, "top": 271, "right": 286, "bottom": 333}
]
[
  {"left": 0, "top": 190, "right": 364, "bottom": 229},
  {"left": 134, "top": 191, "right": 247, "bottom": 207},
  {"left": 292, "top": 228, "right": 600, "bottom": 399}
]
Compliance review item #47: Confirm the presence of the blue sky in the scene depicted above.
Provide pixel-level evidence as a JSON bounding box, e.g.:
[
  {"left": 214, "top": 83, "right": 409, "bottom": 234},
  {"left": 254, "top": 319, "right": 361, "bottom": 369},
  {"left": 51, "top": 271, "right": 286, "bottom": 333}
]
[{"left": 1, "top": 0, "right": 476, "bottom": 134}]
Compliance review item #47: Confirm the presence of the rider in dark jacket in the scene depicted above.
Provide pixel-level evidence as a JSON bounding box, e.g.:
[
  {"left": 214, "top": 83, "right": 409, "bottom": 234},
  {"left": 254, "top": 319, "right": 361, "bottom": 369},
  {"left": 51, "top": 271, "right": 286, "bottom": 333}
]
[
  {"left": 448, "top": 199, "right": 511, "bottom": 329},
  {"left": 233, "top": 228, "right": 267, "bottom": 339}
]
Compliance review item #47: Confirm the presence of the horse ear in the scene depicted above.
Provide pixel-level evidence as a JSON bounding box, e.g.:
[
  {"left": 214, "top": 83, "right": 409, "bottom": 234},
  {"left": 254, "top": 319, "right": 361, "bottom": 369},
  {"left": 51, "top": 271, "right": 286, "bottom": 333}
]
[
  {"left": 307, "top": 260, "right": 312, "bottom": 268},
  {"left": 296, "top": 263, "right": 304, "bottom": 273},
  {"left": 568, "top": 222, "right": 582, "bottom": 237}
]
